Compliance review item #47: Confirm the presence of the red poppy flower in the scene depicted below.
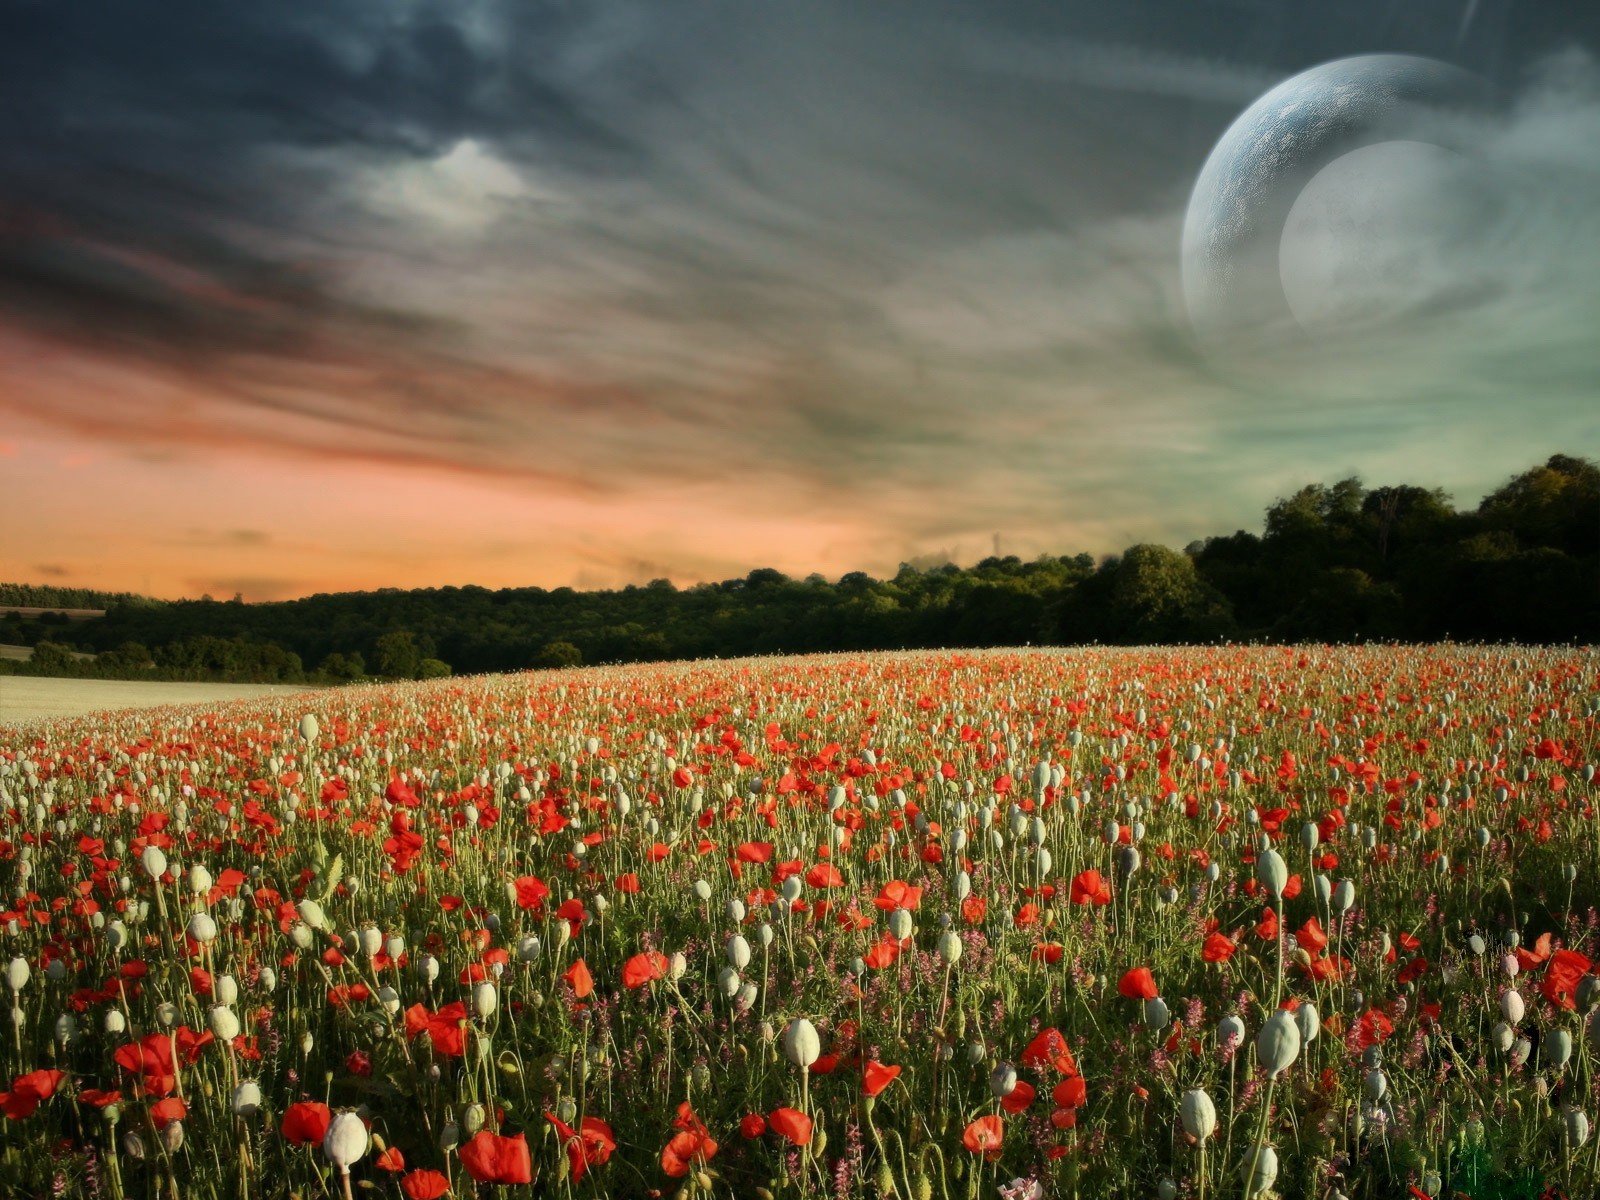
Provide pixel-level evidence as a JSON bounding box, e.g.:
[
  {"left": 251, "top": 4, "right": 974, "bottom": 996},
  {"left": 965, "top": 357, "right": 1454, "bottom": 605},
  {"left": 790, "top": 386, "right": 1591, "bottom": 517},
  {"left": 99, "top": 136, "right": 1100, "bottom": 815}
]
[
  {"left": 1052, "top": 1075, "right": 1087, "bottom": 1109},
  {"left": 1069, "top": 869, "right": 1112, "bottom": 906},
  {"left": 768, "top": 1107, "right": 813, "bottom": 1146},
  {"left": 1542, "top": 949, "right": 1592, "bottom": 1010},
  {"left": 460, "top": 1130, "right": 534, "bottom": 1185},
  {"left": 740, "top": 1113, "right": 767, "bottom": 1138},
  {"left": 1020, "top": 1028, "right": 1077, "bottom": 1075},
  {"left": 376, "top": 1146, "right": 406, "bottom": 1173},
  {"left": 0, "top": 1070, "right": 62, "bottom": 1119},
  {"left": 660, "top": 1128, "right": 719, "bottom": 1177},
  {"left": 404, "top": 1002, "right": 468, "bottom": 1058},
  {"left": 1117, "top": 967, "right": 1159, "bottom": 1001},
  {"left": 962, "top": 1115, "right": 1004, "bottom": 1160},
  {"left": 150, "top": 1096, "right": 187, "bottom": 1129},
  {"left": 999, "top": 1080, "right": 1036, "bottom": 1114},
  {"left": 622, "top": 951, "right": 670, "bottom": 989},
  {"left": 401, "top": 1170, "right": 450, "bottom": 1200},
  {"left": 563, "top": 959, "right": 594, "bottom": 999},
  {"left": 281, "top": 1101, "right": 332, "bottom": 1145},
  {"left": 1202, "top": 933, "right": 1237, "bottom": 963},
  {"left": 862, "top": 1061, "right": 901, "bottom": 1097},
  {"left": 544, "top": 1113, "right": 616, "bottom": 1183}
]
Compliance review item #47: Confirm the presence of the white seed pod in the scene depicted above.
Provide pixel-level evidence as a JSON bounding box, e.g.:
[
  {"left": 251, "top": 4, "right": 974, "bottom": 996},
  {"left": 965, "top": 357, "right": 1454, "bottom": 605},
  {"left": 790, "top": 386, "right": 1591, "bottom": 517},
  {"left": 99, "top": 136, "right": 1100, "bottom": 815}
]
[
  {"left": 1256, "top": 1010, "right": 1301, "bottom": 1077},
  {"left": 1333, "top": 880, "right": 1355, "bottom": 913},
  {"left": 214, "top": 974, "right": 239, "bottom": 1006},
  {"left": 473, "top": 981, "right": 498, "bottom": 1020},
  {"left": 1240, "top": 1145, "right": 1278, "bottom": 1197},
  {"left": 1363, "top": 1069, "right": 1388, "bottom": 1101},
  {"left": 1143, "top": 996, "right": 1171, "bottom": 1029},
  {"left": 1545, "top": 1029, "right": 1573, "bottom": 1069},
  {"left": 1502, "top": 989, "right": 1525, "bottom": 1024},
  {"left": 516, "top": 936, "right": 541, "bottom": 964},
  {"left": 259, "top": 967, "right": 278, "bottom": 993},
  {"left": 1567, "top": 1108, "right": 1591, "bottom": 1148},
  {"left": 668, "top": 952, "right": 688, "bottom": 981},
  {"left": 692, "top": 880, "right": 712, "bottom": 902},
  {"left": 188, "top": 864, "right": 213, "bottom": 896},
  {"left": 782, "top": 1017, "right": 821, "bottom": 1068},
  {"left": 936, "top": 930, "right": 963, "bottom": 965},
  {"left": 887, "top": 908, "right": 914, "bottom": 941},
  {"left": 3, "top": 957, "right": 29, "bottom": 993},
  {"left": 297, "top": 900, "right": 328, "bottom": 931},
  {"left": 727, "top": 935, "right": 752, "bottom": 970},
  {"left": 717, "top": 966, "right": 742, "bottom": 999},
  {"left": 990, "top": 1062, "right": 1018, "bottom": 1097},
  {"left": 1180, "top": 1089, "right": 1217, "bottom": 1140},
  {"left": 141, "top": 846, "right": 168, "bottom": 880},
  {"left": 208, "top": 1006, "right": 241, "bottom": 1041},
  {"left": 359, "top": 927, "right": 383, "bottom": 958},
  {"left": 1491, "top": 1021, "right": 1515, "bottom": 1053},
  {"left": 232, "top": 1080, "right": 263, "bottom": 1117},
  {"left": 186, "top": 913, "right": 218, "bottom": 944},
  {"left": 1217, "top": 1015, "right": 1247, "bottom": 1048},
  {"left": 104, "top": 1009, "right": 127, "bottom": 1035},
  {"left": 323, "top": 1111, "right": 368, "bottom": 1171}
]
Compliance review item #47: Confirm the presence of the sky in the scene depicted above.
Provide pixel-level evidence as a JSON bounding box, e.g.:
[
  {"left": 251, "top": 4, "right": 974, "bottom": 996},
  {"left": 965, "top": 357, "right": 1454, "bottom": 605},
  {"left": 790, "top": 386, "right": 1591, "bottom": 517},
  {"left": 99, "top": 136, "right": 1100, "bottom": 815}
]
[{"left": 2, "top": 0, "right": 1597, "bottom": 600}]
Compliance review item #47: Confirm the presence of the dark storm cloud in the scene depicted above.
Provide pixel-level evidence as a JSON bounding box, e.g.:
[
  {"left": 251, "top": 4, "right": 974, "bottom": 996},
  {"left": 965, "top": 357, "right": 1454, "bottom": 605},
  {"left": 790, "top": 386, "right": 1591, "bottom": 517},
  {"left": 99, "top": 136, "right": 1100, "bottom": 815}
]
[{"left": 1, "top": 0, "right": 1597, "bottom": 557}]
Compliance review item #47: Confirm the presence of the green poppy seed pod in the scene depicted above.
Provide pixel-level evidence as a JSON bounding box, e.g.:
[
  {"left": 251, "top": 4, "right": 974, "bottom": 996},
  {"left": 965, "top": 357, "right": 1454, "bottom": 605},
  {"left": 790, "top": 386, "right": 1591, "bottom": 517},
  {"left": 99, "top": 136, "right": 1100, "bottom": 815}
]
[
  {"left": 888, "top": 908, "right": 914, "bottom": 941},
  {"left": 1241, "top": 1145, "right": 1278, "bottom": 1196},
  {"left": 1295, "top": 1002, "right": 1321, "bottom": 1045},
  {"left": 54, "top": 1013, "right": 77, "bottom": 1046},
  {"left": 1545, "top": 1029, "right": 1573, "bottom": 1069},
  {"left": 1256, "top": 1010, "right": 1301, "bottom": 1077},
  {"left": 954, "top": 871, "right": 972, "bottom": 902},
  {"left": 780, "top": 875, "right": 804, "bottom": 904},
  {"left": 358, "top": 926, "right": 383, "bottom": 958},
  {"left": 1255, "top": 849, "right": 1288, "bottom": 900},
  {"left": 188, "top": 864, "right": 213, "bottom": 896},
  {"left": 1180, "top": 1088, "right": 1217, "bottom": 1140},
  {"left": 298, "top": 714, "right": 320, "bottom": 743},
  {"left": 473, "top": 981, "right": 498, "bottom": 1019},
  {"left": 737, "top": 981, "right": 758, "bottom": 1010},
  {"left": 259, "top": 967, "right": 277, "bottom": 992},
  {"left": 161, "top": 1121, "right": 184, "bottom": 1154},
  {"left": 1510, "top": 1037, "right": 1533, "bottom": 1069},
  {"left": 782, "top": 1017, "right": 820, "bottom": 1068},
  {"left": 1578, "top": 975, "right": 1600, "bottom": 1011},
  {"left": 1363, "top": 1069, "right": 1388, "bottom": 1101},
  {"left": 1314, "top": 875, "right": 1331, "bottom": 907},
  {"left": 757, "top": 923, "right": 774, "bottom": 948},
  {"left": 727, "top": 935, "right": 752, "bottom": 970},
  {"left": 717, "top": 966, "right": 742, "bottom": 999},
  {"left": 378, "top": 985, "right": 399, "bottom": 1014},
  {"left": 141, "top": 846, "right": 167, "bottom": 880},
  {"left": 1567, "top": 1108, "right": 1591, "bottom": 1148},
  {"left": 1492, "top": 1021, "right": 1515, "bottom": 1053},
  {"left": 4, "top": 957, "right": 29, "bottom": 993},
  {"left": 1502, "top": 990, "right": 1525, "bottom": 1024},
  {"left": 668, "top": 952, "right": 688, "bottom": 981},
  {"left": 105, "top": 1009, "right": 126, "bottom": 1035},
  {"left": 693, "top": 880, "right": 712, "bottom": 902},
  {"left": 1468, "top": 934, "right": 1486, "bottom": 956},
  {"left": 289, "top": 922, "right": 314, "bottom": 951},
  {"left": 438, "top": 1120, "right": 459, "bottom": 1152},
  {"left": 937, "top": 930, "right": 963, "bottom": 966},
  {"left": 1144, "top": 996, "right": 1171, "bottom": 1029},
  {"left": 516, "top": 935, "right": 541, "bottom": 964},
  {"left": 155, "top": 1001, "right": 178, "bottom": 1029},
  {"left": 1159, "top": 1180, "right": 1178, "bottom": 1200},
  {"left": 726, "top": 898, "right": 746, "bottom": 923},
  {"left": 385, "top": 934, "right": 405, "bottom": 960},
  {"left": 462, "top": 1103, "right": 486, "bottom": 1134},
  {"left": 690, "top": 1063, "right": 710, "bottom": 1091},
  {"left": 232, "top": 1080, "right": 262, "bottom": 1117},
  {"left": 990, "top": 1062, "right": 1018, "bottom": 1098},
  {"left": 1503, "top": 954, "right": 1520, "bottom": 978},
  {"left": 300, "top": 1031, "right": 315, "bottom": 1057},
  {"left": 1300, "top": 823, "right": 1319, "bottom": 853},
  {"left": 186, "top": 912, "right": 218, "bottom": 944},
  {"left": 122, "top": 1130, "right": 147, "bottom": 1160},
  {"left": 1218, "top": 1014, "right": 1246, "bottom": 1047},
  {"left": 418, "top": 955, "right": 440, "bottom": 983}
]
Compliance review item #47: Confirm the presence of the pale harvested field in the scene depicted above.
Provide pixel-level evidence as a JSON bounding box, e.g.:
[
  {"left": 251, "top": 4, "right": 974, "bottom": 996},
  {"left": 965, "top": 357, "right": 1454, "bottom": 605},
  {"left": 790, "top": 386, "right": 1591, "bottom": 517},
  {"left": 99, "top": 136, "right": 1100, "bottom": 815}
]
[{"left": 0, "top": 676, "right": 312, "bottom": 727}]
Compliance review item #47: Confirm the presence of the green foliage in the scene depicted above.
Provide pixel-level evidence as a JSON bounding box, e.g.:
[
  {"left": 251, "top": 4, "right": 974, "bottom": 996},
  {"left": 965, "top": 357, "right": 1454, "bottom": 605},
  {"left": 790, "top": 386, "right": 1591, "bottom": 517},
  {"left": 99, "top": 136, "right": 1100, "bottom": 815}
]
[{"left": 4, "top": 453, "right": 1593, "bottom": 685}]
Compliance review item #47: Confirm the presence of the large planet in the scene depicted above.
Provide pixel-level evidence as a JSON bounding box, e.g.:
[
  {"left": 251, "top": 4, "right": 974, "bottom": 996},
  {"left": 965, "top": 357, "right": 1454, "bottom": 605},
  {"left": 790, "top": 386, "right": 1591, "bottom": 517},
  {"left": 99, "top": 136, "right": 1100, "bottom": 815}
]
[{"left": 1181, "top": 54, "right": 1494, "bottom": 352}]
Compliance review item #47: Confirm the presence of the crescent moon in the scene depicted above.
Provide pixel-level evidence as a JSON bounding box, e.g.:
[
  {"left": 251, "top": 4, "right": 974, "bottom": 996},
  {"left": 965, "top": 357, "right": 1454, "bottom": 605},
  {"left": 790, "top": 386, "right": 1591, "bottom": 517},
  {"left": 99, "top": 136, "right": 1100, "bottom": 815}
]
[{"left": 1181, "top": 54, "right": 1491, "bottom": 351}]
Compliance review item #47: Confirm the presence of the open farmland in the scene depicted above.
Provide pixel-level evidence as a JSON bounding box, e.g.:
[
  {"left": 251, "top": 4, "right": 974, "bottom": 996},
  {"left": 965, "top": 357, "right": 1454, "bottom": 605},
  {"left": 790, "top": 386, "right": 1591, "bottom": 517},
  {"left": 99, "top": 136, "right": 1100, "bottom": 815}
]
[
  {"left": 0, "top": 646, "right": 1597, "bottom": 1200},
  {"left": 0, "top": 677, "right": 312, "bottom": 728}
]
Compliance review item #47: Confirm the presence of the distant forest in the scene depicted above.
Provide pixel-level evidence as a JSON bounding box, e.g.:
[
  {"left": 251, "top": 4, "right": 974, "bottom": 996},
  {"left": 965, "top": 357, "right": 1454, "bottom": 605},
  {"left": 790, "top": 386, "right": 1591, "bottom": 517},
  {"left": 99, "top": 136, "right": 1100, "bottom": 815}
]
[{"left": 3, "top": 453, "right": 1595, "bottom": 684}]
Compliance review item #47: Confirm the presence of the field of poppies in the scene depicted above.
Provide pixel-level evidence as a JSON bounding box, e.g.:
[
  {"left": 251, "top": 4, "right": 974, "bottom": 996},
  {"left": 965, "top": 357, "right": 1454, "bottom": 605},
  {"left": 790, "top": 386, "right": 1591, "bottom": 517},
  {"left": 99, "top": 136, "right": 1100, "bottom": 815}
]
[{"left": 1, "top": 646, "right": 1597, "bottom": 1200}]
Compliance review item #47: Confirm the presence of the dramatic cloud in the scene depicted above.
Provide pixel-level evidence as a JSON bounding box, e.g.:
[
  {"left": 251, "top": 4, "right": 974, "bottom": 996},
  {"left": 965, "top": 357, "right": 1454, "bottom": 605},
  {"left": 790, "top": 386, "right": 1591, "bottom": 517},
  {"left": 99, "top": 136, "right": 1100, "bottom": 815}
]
[{"left": 1, "top": 0, "right": 1596, "bottom": 594}]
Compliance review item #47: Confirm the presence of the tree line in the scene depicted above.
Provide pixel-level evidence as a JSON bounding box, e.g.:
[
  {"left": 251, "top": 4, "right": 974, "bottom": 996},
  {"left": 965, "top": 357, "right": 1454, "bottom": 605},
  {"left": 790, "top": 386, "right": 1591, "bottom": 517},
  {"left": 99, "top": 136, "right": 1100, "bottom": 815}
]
[{"left": 3, "top": 454, "right": 1594, "bottom": 684}]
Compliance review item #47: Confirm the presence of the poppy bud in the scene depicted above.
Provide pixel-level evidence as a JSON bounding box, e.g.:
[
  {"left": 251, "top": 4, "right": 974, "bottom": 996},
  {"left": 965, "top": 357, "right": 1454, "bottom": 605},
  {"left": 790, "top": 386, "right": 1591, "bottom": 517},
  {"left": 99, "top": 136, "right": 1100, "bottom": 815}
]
[
  {"left": 1545, "top": 1029, "right": 1573, "bottom": 1069},
  {"left": 1295, "top": 1002, "right": 1320, "bottom": 1045},
  {"left": 1255, "top": 850, "right": 1288, "bottom": 900},
  {"left": 324, "top": 1111, "right": 368, "bottom": 1171},
  {"left": 1567, "top": 1108, "right": 1591, "bottom": 1148},
  {"left": 1180, "top": 1089, "right": 1216, "bottom": 1140},
  {"left": 782, "top": 1018, "right": 820, "bottom": 1069},
  {"left": 1256, "top": 1011, "right": 1300, "bottom": 1077}
]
